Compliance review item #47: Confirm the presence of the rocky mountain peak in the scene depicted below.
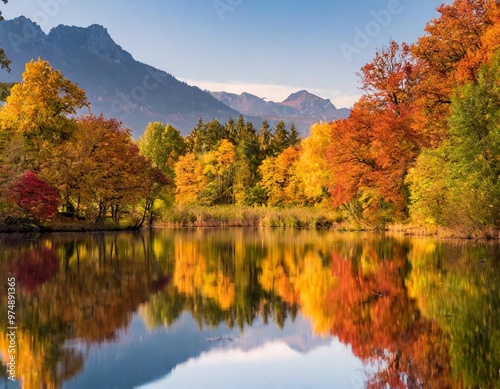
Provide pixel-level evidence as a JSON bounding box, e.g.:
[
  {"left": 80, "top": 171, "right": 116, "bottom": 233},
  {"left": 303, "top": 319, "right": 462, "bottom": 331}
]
[
  {"left": 4, "top": 16, "right": 46, "bottom": 41},
  {"left": 47, "top": 23, "right": 133, "bottom": 62}
]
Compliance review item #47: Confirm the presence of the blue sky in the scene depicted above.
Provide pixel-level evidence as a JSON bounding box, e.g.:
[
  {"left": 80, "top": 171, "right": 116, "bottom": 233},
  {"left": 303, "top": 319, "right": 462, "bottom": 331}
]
[{"left": 2, "top": 0, "right": 450, "bottom": 108}]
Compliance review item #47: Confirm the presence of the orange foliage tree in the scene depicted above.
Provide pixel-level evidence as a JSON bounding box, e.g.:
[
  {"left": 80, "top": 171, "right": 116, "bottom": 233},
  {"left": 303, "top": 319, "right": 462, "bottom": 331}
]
[
  {"left": 411, "top": 0, "right": 500, "bottom": 141},
  {"left": 328, "top": 42, "right": 423, "bottom": 224}
]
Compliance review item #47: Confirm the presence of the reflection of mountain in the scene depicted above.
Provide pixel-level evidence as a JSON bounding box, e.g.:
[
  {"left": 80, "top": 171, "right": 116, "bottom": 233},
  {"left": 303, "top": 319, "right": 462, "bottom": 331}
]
[
  {"left": 63, "top": 313, "right": 333, "bottom": 389},
  {"left": 141, "top": 338, "right": 363, "bottom": 389}
]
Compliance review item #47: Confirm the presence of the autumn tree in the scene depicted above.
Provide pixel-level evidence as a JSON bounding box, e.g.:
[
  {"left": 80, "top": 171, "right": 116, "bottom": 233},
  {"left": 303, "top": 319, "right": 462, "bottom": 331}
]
[
  {"left": 9, "top": 171, "right": 61, "bottom": 220},
  {"left": 259, "top": 146, "right": 303, "bottom": 206},
  {"left": 132, "top": 152, "right": 170, "bottom": 227},
  {"left": 38, "top": 114, "right": 164, "bottom": 224},
  {"left": 411, "top": 0, "right": 500, "bottom": 142},
  {"left": 75, "top": 115, "right": 154, "bottom": 223},
  {"left": 198, "top": 139, "right": 236, "bottom": 205},
  {"left": 408, "top": 51, "right": 500, "bottom": 230},
  {"left": 212, "top": 139, "right": 236, "bottom": 203},
  {"left": 295, "top": 123, "right": 333, "bottom": 204},
  {"left": 174, "top": 153, "right": 206, "bottom": 205},
  {"left": 328, "top": 41, "right": 422, "bottom": 225},
  {"left": 0, "top": 59, "right": 88, "bottom": 169},
  {"left": 0, "top": 58, "right": 88, "bottom": 142}
]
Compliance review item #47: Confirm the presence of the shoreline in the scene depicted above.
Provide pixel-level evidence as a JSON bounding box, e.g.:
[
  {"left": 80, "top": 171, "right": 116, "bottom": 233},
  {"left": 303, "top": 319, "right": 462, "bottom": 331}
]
[{"left": 1, "top": 206, "right": 498, "bottom": 240}]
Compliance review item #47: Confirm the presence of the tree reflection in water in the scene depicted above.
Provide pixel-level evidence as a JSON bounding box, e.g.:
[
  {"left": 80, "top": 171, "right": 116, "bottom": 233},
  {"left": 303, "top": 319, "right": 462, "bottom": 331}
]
[{"left": 0, "top": 230, "right": 498, "bottom": 388}]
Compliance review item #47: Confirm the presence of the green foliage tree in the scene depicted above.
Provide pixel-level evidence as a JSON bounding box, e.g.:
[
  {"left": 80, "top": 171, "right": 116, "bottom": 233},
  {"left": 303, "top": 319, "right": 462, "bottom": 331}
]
[
  {"left": 257, "top": 120, "right": 273, "bottom": 160},
  {"left": 138, "top": 122, "right": 186, "bottom": 179},
  {"left": 288, "top": 123, "right": 301, "bottom": 147},
  {"left": 186, "top": 118, "right": 227, "bottom": 154},
  {"left": 225, "top": 116, "right": 237, "bottom": 143},
  {"left": 407, "top": 51, "right": 500, "bottom": 231},
  {"left": 233, "top": 118, "right": 260, "bottom": 205},
  {"left": 405, "top": 150, "right": 450, "bottom": 225},
  {"left": 445, "top": 51, "right": 500, "bottom": 228},
  {"left": 198, "top": 139, "right": 236, "bottom": 205},
  {"left": 271, "top": 120, "right": 289, "bottom": 155}
]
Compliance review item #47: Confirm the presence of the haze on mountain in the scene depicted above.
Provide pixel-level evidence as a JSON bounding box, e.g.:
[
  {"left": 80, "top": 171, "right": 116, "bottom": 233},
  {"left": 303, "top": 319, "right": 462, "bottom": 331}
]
[
  {"left": 0, "top": 16, "right": 349, "bottom": 137},
  {"left": 211, "top": 90, "right": 350, "bottom": 132}
]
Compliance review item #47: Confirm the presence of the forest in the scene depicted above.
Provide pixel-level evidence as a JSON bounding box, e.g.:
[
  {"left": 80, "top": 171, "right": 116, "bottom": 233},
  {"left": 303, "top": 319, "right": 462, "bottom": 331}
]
[{"left": 0, "top": 0, "right": 499, "bottom": 235}]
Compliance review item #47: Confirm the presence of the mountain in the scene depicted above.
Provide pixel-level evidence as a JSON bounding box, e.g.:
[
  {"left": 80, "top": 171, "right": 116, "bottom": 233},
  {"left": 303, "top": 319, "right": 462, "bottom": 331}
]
[
  {"left": 210, "top": 89, "right": 350, "bottom": 133},
  {"left": 0, "top": 17, "right": 350, "bottom": 137},
  {"left": 0, "top": 17, "right": 241, "bottom": 137}
]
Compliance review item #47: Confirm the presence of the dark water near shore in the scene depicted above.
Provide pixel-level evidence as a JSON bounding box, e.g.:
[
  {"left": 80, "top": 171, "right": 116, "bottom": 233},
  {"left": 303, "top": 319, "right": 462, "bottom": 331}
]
[{"left": 0, "top": 229, "right": 499, "bottom": 388}]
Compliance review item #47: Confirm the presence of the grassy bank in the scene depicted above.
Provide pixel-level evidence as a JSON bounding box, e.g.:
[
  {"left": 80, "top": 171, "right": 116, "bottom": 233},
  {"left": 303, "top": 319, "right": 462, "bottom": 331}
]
[
  {"left": 157, "top": 205, "right": 345, "bottom": 229},
  {"left": 388, "top": 223, "right": 500, "bottom": 240},
  {"left": 2, "top": 206, "right": 498, "bottom": 239}
]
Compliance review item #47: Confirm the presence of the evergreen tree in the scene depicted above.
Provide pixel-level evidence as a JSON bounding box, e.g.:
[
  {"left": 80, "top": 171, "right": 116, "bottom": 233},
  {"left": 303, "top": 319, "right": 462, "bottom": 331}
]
[
  {"left": 288, "top": 123, "right": 301, "bottom": 147},
  {"left": 225, "top": 116, "right": 237, "bottom": 144},
  {"left": 203, "top": 119, "right": 228, "bottom": 151},
  {"left": 258, "top": 120, "right": 273, "bottom": 160},
  {"left": 186, "top": 118, "right": 204, "bottom": 153},
  {"left": 235, "top": 114, "right": 247, "bottom": 143},
  {"left": 271, "top": 120, "right": 289, "bottom": 155}
]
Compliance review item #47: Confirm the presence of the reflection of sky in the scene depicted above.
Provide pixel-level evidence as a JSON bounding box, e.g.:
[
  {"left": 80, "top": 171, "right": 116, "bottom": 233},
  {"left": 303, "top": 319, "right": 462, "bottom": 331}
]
[
  {"left": 137, "top": 340, "right": 365, "bottom": 389},
  {"left": 62, "top": 311, "right": 368, "bottom": 389}
]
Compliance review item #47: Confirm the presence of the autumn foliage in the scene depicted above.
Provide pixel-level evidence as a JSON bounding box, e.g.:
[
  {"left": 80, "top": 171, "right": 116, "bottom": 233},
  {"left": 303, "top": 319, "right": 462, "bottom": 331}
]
[
  {"left": 10, "top": 171, "right": 61, "bottom": 219},
  {"left": 0, "top": 0, "right": 499, "bottom": 233},
  {"left": 325, "top": 0, "right": 500, "bottom": 230},
  {"left": 0, "top": 60, "right": 169, "bottom": 227}
]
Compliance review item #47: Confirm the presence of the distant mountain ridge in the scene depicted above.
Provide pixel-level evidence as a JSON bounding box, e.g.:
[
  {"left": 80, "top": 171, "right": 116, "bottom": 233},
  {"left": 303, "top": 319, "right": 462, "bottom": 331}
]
[
  {"left": 0, "top": 17, "right": 350, "bottom": 137},
  {"left": 210, "top": 90, "right": 350, "bottom": 131},
  {"left": 0, "top": 17, "right": 241, "bottom": 137}
]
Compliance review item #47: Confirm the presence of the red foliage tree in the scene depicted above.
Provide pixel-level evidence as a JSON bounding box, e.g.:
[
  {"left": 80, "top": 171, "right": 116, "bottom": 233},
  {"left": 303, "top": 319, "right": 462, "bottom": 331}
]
[{"left": 10, "top": 171, "right": 61, "bottom": 219}]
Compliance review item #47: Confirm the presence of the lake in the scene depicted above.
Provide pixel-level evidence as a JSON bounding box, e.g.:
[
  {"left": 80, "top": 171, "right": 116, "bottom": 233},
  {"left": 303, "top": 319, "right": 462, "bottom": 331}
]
[{"left": 0, "top": 228, "right": 499, "bottom": 388}]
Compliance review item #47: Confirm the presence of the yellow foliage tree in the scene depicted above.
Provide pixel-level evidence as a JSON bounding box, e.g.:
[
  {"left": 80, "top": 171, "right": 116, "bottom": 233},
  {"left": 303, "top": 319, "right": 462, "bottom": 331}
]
[
  {"left": 0, "top": 58, "right": 88, "bottom": 144},
  {"left": 174, "top": 152, "right": 206, "bottom": 205},
  {"left": 294, "top": 123, "right": 333, "bottom": 204},
  {"left": 259, "top": 146, "right": 304, "bottom": 206}
]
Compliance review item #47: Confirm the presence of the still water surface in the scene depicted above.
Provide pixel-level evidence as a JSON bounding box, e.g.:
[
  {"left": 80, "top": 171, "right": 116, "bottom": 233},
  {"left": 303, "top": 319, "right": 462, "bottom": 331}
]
[{"left": 0, "top": 229, "right": 499, "bottom": 388}]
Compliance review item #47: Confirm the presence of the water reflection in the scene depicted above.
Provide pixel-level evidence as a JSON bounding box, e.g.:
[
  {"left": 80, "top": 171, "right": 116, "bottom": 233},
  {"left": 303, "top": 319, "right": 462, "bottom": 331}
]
[{"left": 0, "top": 229, "right": 498, "bottom": 388}]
